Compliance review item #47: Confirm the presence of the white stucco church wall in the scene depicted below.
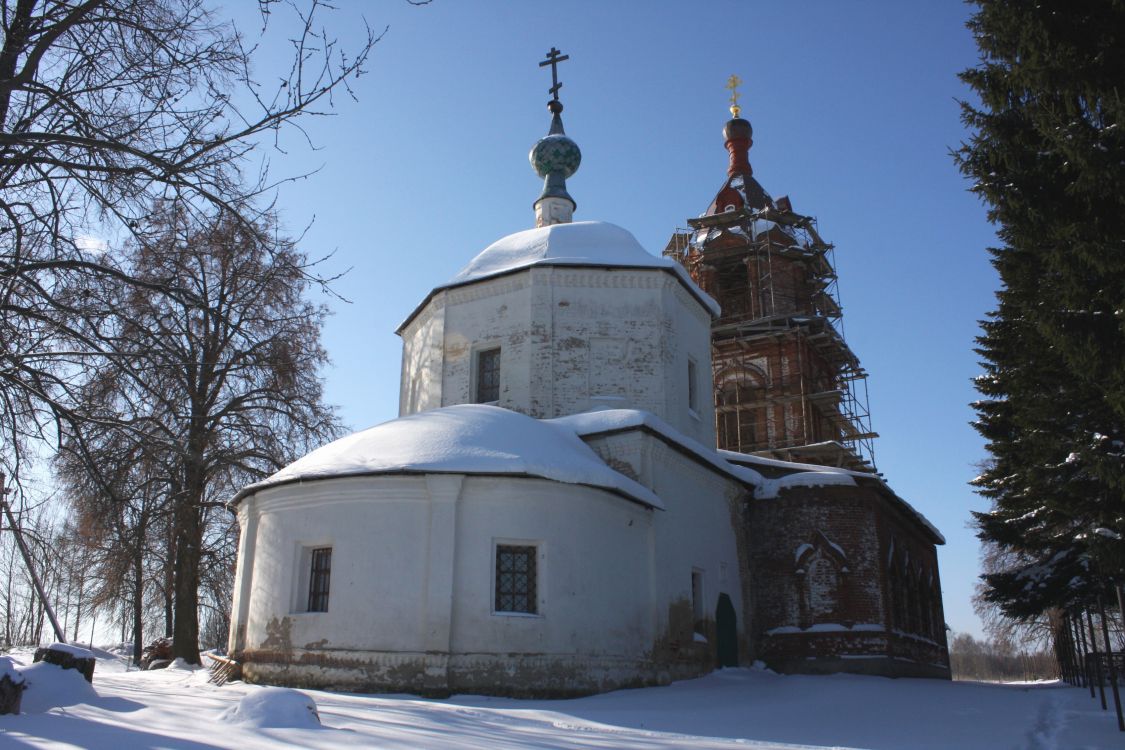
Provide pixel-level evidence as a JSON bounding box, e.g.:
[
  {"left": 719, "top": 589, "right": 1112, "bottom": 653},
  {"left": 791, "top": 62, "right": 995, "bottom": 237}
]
[
  {"left": 226, "top": 79, "right": 950, "bottom": 695},
  {"left": 227, "top": 215, "right": 752, "bottom": 695},
  {"left": 229, "top": 471, "right": 671, "bottom": 694},
  {"left": 228, "top": 443, "right": 753, "bottom": 693},
  {"left": 398, "top": 222, "right": 717, "bottom": 448}
]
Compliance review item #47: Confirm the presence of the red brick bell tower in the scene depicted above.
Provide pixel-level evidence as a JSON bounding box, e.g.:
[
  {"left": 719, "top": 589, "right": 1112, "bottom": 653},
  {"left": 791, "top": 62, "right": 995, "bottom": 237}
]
[{"left": 665, "top": 79, "right": 876, "bottom": 471}]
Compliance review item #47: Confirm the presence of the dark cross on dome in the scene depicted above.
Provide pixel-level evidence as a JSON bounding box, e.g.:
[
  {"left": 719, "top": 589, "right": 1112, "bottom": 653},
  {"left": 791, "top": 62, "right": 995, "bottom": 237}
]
[{"left": 539, "top": 47, "right": 569, "bottom": 103}]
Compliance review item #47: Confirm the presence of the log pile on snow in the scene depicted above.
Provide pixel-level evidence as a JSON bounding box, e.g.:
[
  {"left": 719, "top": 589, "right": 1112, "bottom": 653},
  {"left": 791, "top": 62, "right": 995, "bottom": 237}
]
[{"left": 141, "top": 637, "right": 173, "bottom": 670}]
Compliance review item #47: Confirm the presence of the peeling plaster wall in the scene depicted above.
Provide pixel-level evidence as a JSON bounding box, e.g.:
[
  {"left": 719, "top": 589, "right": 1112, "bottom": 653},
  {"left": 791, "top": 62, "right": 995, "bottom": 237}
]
[{"left": 398, "top": 267, "right": 715, "bottom": 446}]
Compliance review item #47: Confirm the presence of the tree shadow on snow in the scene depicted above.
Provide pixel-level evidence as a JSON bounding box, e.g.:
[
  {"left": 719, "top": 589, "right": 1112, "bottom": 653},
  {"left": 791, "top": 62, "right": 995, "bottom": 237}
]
[
  {"left": 2, "top": 713, "right": 225, "bottom": 749},
  {"left": 93, "top": 695, "right": 146, "bottom": 712}
]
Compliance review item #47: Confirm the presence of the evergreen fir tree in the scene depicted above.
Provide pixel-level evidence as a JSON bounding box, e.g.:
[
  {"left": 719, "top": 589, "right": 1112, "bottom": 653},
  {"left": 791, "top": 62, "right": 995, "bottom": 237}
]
[{"left": 958, "top": 0, "right": 1125, "bottom": 619}]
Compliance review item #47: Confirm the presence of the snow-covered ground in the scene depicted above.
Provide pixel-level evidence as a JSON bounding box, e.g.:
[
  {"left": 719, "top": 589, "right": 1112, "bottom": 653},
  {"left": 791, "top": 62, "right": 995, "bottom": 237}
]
[{"left": 0, "top": 649, "right": 1121, "bottom": 749}]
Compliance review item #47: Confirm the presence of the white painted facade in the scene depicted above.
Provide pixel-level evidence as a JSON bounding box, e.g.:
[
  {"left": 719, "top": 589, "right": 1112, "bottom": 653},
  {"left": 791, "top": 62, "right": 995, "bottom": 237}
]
[
  {"left": 226, "top": 212, "right": 948, "bottom": 692},
  {"left": 227, "top": 219, "right": 757, "bottom": 695},
  {"left": 398, "top": 221, "right": 716, "bottom": 447},
  {"left": 229, "top": 429, "right": 750, "bottom": 695}
]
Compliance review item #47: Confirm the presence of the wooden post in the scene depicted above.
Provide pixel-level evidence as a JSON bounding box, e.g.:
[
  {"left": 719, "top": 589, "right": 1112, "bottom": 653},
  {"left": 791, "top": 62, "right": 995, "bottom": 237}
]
[
  {"left": 1071, "top": 619, "right": 1082, "bottom": 684},
  {"left": 1058, "top": 615, "right": 1073, "bottom": 685},
  {"left": 1089, "top": 609, "right": 1108, "bottom": 710},
  {"left": 1117, "top": 584, "right": 1124, "bottom": 640},
  {"left": 1068, "top": 614, "right": 1080, "bottom": 685},
  {"left": 1075, "top": 613, "right": 1089, "bottom": 687},
  {"left": 1098, "top": 595, "right": 1124, "bottom": 732},
  {"left": 1077, "top": 609, "right": 1095, "bottom": 696},
  {"left": 1068, "top": 615, "right": 1080, "bottom": 685},
  {"left": 0, "top": 474, "right": 66, "bottom": 643}
]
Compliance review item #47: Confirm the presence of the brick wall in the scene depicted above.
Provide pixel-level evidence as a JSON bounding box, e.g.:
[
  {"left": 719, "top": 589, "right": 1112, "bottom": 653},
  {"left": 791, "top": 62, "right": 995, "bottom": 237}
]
[
  {"left": 713, "top": 333, "right": 842, "bottom": 452},
  {"left": 747, "top": 482, "right": 950, "bottom": 679}
]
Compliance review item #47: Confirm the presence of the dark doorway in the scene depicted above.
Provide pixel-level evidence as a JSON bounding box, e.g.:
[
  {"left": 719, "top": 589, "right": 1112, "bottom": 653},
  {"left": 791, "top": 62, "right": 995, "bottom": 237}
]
[{"left": 715, "top": 593, "right": 738, "bottom": 668}]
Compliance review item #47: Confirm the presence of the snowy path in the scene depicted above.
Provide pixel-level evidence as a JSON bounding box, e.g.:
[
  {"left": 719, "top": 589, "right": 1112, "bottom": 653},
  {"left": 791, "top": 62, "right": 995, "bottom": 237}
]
[{"left": 0, "top": 652, "right": 1121, "bottom": 749}]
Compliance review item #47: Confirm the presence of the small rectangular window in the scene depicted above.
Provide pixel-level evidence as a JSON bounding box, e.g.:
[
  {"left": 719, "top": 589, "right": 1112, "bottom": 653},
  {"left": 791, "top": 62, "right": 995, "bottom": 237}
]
[
  {"left": 476, "top": 347, "right": 501, "bottom": 403},
  {"left": 691, "top": 568, "right": 705, "bottom": 629},
  {"left": 495, "top": 544, "right": 537, "bottom": 614},
  {"left": 688, "top": 358, "right": 699, "bottom": 413},
  {"left": 307, "top": 547, "right": 332, "bottom": 613}
]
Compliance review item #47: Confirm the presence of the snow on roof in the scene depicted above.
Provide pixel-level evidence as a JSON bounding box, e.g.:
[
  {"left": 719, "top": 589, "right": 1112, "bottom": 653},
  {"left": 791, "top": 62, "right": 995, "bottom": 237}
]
[
  {"left": 720, "top": 448, "right": 862, "bottom": 498},
  {"left": 549, "top": 408, "right": 764, "bottom": 487},
  {"left": 718, "top": 448, "right": 869, "bottom": 476},
  {"left": 761, "top": 471, "right": 858, "bottom": 498},
  {"left": 404, "top": 222, "right": 720, "bottom": 328},
  {"left": 233, "top": 404, "right": 663, "bottom": 509},
  {"left": 547, "top": 408, "right": 943, "bottom": 544},
  {"left": 720, "top": 449, "right": 945, "bottom": 543}
]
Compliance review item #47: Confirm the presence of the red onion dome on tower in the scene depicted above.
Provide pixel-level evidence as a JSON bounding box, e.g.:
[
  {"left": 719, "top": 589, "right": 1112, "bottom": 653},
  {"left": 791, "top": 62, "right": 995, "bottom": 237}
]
[{"left": 707, "top": 76, "right": 772, "bottom": 215}]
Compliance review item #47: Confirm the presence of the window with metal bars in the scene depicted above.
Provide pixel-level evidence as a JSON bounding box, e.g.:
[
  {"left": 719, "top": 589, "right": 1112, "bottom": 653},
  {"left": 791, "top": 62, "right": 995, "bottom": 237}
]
[
  {"left": 307, "top": 547, "right": 331, "bottom": 613},
  {"left": 476, "top": 347, "right": 501, "bottom": 403},
  {"left": 495, "top": 544, "right": 537, "bottom": 614}
]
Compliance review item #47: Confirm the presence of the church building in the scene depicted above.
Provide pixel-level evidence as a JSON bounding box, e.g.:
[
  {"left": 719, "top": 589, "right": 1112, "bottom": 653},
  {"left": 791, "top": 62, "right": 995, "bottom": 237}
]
[{"left": 226, "top": 57, "right": 950, "bottom": 697}]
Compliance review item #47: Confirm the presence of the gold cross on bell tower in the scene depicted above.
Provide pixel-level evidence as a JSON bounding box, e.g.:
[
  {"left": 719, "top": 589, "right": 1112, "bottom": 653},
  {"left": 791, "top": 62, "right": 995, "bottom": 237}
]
[{"left": 726, "top": 74, "right": 743, "bottom": 118}]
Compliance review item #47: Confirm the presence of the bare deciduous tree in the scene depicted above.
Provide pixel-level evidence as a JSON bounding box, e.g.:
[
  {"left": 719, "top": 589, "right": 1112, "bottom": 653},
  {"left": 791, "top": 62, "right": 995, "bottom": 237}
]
[
  {"left": 58, "top": 203, "right": 341, "bottom": 662},
  {"left": 0, "top": 0, "right": 375, "bottom": 468},
  {"left": 0, "top": 0, "right": 375, "bottom": 657}
]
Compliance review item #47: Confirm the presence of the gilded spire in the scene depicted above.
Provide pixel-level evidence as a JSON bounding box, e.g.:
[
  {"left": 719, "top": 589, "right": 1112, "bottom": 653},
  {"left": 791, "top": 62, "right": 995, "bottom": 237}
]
[
  {"left": 722, "top": 74, "right": 753, "bottom": 178},
  {"left": 726, "top": 74, "right": 743, "bottom": 119}
]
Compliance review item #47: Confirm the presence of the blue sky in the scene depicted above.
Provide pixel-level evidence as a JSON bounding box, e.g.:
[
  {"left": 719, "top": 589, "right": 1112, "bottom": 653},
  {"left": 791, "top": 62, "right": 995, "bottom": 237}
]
[{"left": 232, "top": 1, "right": 1000, "bottom": 639}]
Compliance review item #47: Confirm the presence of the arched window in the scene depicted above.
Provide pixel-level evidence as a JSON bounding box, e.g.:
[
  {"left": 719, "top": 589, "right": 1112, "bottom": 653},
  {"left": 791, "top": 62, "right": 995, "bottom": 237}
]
[
  {"left": 805, "top": 553, "right": 840, "bottom": 619},
  {"left": 890, "top": 558, "right": 907, "bottom": 630},
  {"left": 715, "top": 258, "right": 750, "bottom": 318},
  {"left": 716, "top": 366, "right": 768, "bottom": 452},
  {"left": 905, "top": 564, "right": 921, "bottom": 635},
  {"left": 795, "top": 532, "right": 848, "bottom": 625},
  {"left": 917, "top": 568, "right": 929, "bottom": 637},
  {"left": 930, "top": 577, "right": 943, "bottom": 641}
]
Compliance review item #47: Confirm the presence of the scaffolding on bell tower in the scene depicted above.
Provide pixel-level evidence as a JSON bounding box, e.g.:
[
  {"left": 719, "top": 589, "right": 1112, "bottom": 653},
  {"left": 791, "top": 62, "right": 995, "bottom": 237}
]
[{"left": 664, "top": 199, "right": 878, "bottom": 473}]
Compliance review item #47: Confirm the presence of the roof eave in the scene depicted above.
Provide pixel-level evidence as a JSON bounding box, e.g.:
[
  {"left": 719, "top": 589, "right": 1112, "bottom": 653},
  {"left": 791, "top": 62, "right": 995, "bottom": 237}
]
[
  {"left": 396, "top": 262, "right": 719, "bottom": 336},
  {"left": 228, "top": 467, "right": 663, "bottom": 513}
]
